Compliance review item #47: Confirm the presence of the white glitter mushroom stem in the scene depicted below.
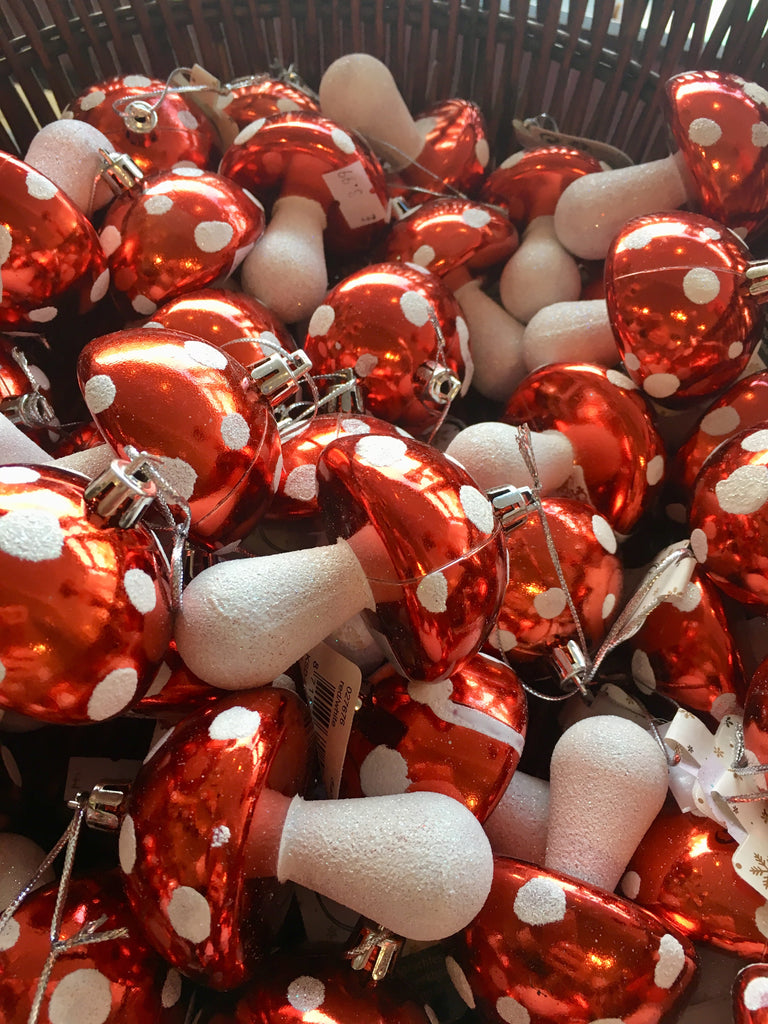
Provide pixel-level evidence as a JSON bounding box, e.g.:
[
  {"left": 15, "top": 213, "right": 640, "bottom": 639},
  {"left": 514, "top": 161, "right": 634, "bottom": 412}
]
[
  {"left": 240, "top": 196, "right": 329, "bottom": 323},
  {"left": 499, "top": 216, "right": 583, "bottom": 324},
  {"left": 445, "top": 422, "right": 573, "bottom": 494},
  {"left": 174, "top": 540, "right": 375, "bottom": 688},
  {"left": 24, "top": 120, "right": 115, "bottom": 215},
  {"left": 553, "top": 154, "right": 690, "bottom": 261},
  {"left": 0, "top": 417, "right": 53, "bottom": 465},
  {"left": 483, "top": 771, "right": 550, "bottom": 865},
  {"left": 522, "top": 299, "right": 619, "bottom": 372},
  {"left": 452, "top": 279, "right": 527, "bottom": 401},
  {"left": 273, "top": 790, "right": 493, "bottom": 941},
  {"left": 545, "top": 714, "right": 670, "bottom": 892}
]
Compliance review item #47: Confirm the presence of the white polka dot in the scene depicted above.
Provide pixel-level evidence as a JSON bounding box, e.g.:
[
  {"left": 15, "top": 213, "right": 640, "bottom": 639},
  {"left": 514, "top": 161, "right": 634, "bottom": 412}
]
[
  {"left": 331, "top": 128, "right": 356, "bottom": 154},
  {"left": 745, "top": 82, "right": 768, "bottom": 107},
  {"left": 87, "top": 667, "right": 139, "bottom": 720},
  {"left": 155, "top": 456, "right": 197, "bottom": 501},
  {"left": 124, "top": 568, "right": 157, "bottom": 614},
  {"left": 89, "top": 268, "right": 110, "bottom": 304},
  {"left": 606, "top": 369, "right": 638, "bottom": 390},
  {"left": 184, "top": 339, "right": 229, "bottom": 369},
  {"left": 631, "top": 648, "right": 656, "bottom": 692},
  {"left": 209, "top": 705, "right": 262, "bottom": 741},
  {"left": 271, "top": 451, "right": 283, "bottom": 493},
  {"left": 276, "top": 98, "right": 301, "bottom": 112},
  {"left": 623, "top": 225, "right": 657, "bottom": 250},
  {"left": 167, "top": 886, "right": 211, "bottom": 943},
  {"left": 445, "top": 957, "right": 476, "bottom": 1008},
  {"left": 144, "top": 194, "right": 174, "bottom": 215},
  {"left": 287, "top": 976, "right": 326, "bottom": 1012},
  {"left": 0, "top": 466, "right": 40, "bottom": 484},
  {"left": 413, "top": 245, "right": 436, "bottom": 267},
  {"left": 495, "top": 996, "right": 530, "bottom": 1024},
  {"left": 177, "top": 109, "right": 198, "bottom": 130},
  {"left": 25, "top": 170, "right": 57, "bottom": 200},
  {"left": 119, "top": 814, "right": 136, "bottom": 874},
  {"left": 424, "top": 1006, "right": 439, "bottom": 1024},
  {"left": 84, "top": 374, "right": 116, "bottom": 415},
  {"left": 690, "top": 528, "right": 708, "bottom": 563},
  {"left": 194, "top": 221, "right": 234, "bottom": 253},
  {"left": 623, "top": 352, "right": 641, "bottom": 371},
  {"left": 701, "top": 405, "right": 740, "bottom": 435},
  {"left": 1, "top": 745, "right": 21, "bottom": 787},
  {"left": 211, "top": 825, "right": 231, "bottom": 848},
  {"left": 711, "top": 692, "right": 740, "bottom": 720},
  {"left": 348, "top": 353, "right": 379, "bottom": 380},
  {"left": 400, "top": 290, "right": 432, "bottom": 327},
  {"left": 602, "top": 593, "right": 617, "bottom": 618},
  {"left": 80, "top": 90, "right": 106, "bottom": 111},
  {"left": 475, "top": 138, "right": 490, "bottom": 168},
  {"left": 591, "top": 515, "right": 617, "bottom": 554},
  {"left": 534, "top": 587, "right": 566, "bottom": 619},
  {"left": 405, "top": 261, "right": 431, "bottom": 275},
  {"left": 340, "top": 418, "right": 371, "bottom": 435},
  {"left": 688, "top": 117, "right": 722, "bottom": 146},
  {"left": 668, "top": 582, "right": 702, "bottom": 612},
  {"left": 654, "top": 933, "right": 685, "bottom": 989},
  {"left": 123, "top": 74, "right": 152, "bottom": 88},
  {"left": 643, "top": 373, "right": 681, "bottom": 399},
  {"left": 682, "top": 267, "right": 720, "bottom": 304},
  {"left": 220, "top": 412, "right": 250, "bottom": 450},
  {"left": 28, "top": 306, "right": 58, "bottom": 322},
  {"left": 100, "top": 225, "right": 122, "bottom": 257},
  {"left": 233, "top": 118, "right": 266, "bottom": 146},
  {"left": 416, "top": 571, "right": 449, "bottom": 613},
  {"left": 513, "top": 876, "right": 567, "bottom": 925},
  {"left": 729, "top": 341, "right": 744, "bottom": 359},
  {"left": 716, "top": 464, "right": 768, "bottom": 514},
  {"left": 459, "top": 485, "right": 495, "bottom": 534},
  {"left": 161, "top": 969, "right": 182, "bottom": 1008},
  {"left": 752, "top": 122, "right": 768, "bottom": 147},
  {"left": 621, "top": 870, "right": 641, "bottom": 899},
  {"left": 500, "top": 151, "right": 526, "bottom": 168},
  {"left": 0, "top": 224, "right": 11, "bottom": 266},
  {"left": 742, "top": 429, "right": 768, "bottom": 452},
  {"left": 0, "top": 917, "right": 20, "bottom": 952},
  {"left": 215, "top": 92, "right": 234, "bottom": 109},
  {"left": 646, "top": 455, "right": 664, "bottom": 486},
  {"left": 48, "top": 968, "right": 112, "bottom": 1024},
  {"left": 744, "top": 976, "right": 768, "bottom": 1010},
  {"left": 461, "top": 207, "right": 491, "bottom": 229},
  {"left": 359, "top": 745, "right": 411, "bottom": 796},
  {"left": 355, "top": 435, "right": 408, "bottom": 468},
  {"left": 492, "top": 629, "right": 518, "bottom": 652},
  {"left": 173, "top": 166, "right": 204, "bottom": 177},
  {"left": 283, "top": 465, "right": 318, "bottom": 502},
  {"left": 132, "top": 295, "right": 157, "bottom": 315},
  {"left": 0, "top": 509, "right": 64, "bottom": 561},
  {"left": 308, "top": 304, "right": 335, "bottom": 336}
]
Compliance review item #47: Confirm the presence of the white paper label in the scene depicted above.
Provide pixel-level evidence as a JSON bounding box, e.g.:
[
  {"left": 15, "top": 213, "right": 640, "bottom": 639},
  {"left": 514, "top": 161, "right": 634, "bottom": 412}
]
[
  {"left": 300, "top": 641, "right": 362, "bottom": 798},
  {"left": 322, "top": 161, "right": 388, "bottom": 230},
  {"left": 64, "top": 757, "right": 142, "bottom": 802}
]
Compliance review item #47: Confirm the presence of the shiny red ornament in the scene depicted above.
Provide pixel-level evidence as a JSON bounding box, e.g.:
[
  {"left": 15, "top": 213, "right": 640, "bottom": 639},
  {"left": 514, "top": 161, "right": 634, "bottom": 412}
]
[
  {"left": 742, "top": 655, "right": 768, "bottom": 765},
  {"left": 675, "top": 371, "right": 768, "bottom": 496},
  {"left": 459, "top": 856, "right": 696, "bottom": 1024},
  {"left": 0, "top": 152, "right": 109, "bottom": 330},
  {"left": 99, "top": 168, "right": 264, "bottom": 316},
  {"left": 502, "top": 362, "right": 666, "bottom": 534},
  {"left": 77, "top": 326, "right": 284, "bottom": 546},
  {"left": 623, "top": 807, "right": 768, "bottom": 957},
  {"left": 689, "top": 425, "right": 768, "bottom": 606},
  {"left": 0, "top": 337, "right": 55, "bottom": 444},
  {"left": 150, "top": 287, "right": 295, "bottom": 368},
  {"left": 304, "top": 262, "right": 471, "bottom": 436},
  {"left": 129, "top": 639, "right": 220, "bottom": 719},
  {"left": 666, "top": 71, "right": 768, "bottom": 242},
  {"left": 316, "top": 432, "right": 508, "bottom": 682},
  {"left": 120, "top": 687, "right": 313, "bottom": 989},
  {"left": 629, "top": 567, "right": 745, "bottom": 717},
  {"left": 340, "top": 653, "right": 527, "bottom": 820},
  {"left": 214, "top": 74, "right": 320, "bottom": 128},
  {"left": 605, "top": 212, "right": 764, "bottom": 405},
  {"left": 481, "top": 146, "right": 604, "bottom": 225},
  {"left": 269, "top": 413, "right": 410, "bottom": 521},
  {"left": 219, "top": 111, "right": 390, "bottom": 255},
  {"left": 67, "top": 74, "right": 219, "bottom": 175},
  {"left": 734, "top": 963, "right": 768, "bottom": 1023},
  {"left": 0, "top": 463, "right": 172, "bottom": 724},
  {"left": 486, "top": 496, "right": 621, "bottom": 672},
  {"left": 0, "top": 872, "right": 187, "bottom": 1024}
]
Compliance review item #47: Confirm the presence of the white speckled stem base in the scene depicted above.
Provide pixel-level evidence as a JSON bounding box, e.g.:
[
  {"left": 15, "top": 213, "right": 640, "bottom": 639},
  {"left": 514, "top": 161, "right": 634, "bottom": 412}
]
[
  {"left": 174, "top": 539, "right": 375, "bottom": 688},
  {"left": 483, "top": 771, "right": 550, "bottom": 865},
  {"left": 522, "top": 298, "right": 618, "bottom": 372},
  {"left": 53, "top": 443, "right": 115, "bottom": 479},
  {"left": 445, "top": 422, "right": 573, "bottom": 494},
  {"left": 553, "top": 153, "right": 690, "bottom": 261},
  {"left": 276, "top": 791, "right": 493, "bottom": 940},
  {"left": 499, "top": 216, "right": 583, "bottom": 325},
  {"left": 454, "top": 280, "right": 526, "bottom": 402},
  {"left": 0, "top": 416, "right": 52, "bottom": 466},
  {"left": 545, "top": 714, "right": 669, "bottom": 892},
  {"left": 25, "top": 120, "right": 115, "bottom": 215}
]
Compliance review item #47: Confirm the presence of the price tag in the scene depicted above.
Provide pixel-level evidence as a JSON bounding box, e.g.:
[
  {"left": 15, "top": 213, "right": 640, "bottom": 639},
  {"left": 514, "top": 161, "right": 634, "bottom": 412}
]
[{"left": 322, "top": 161, "right": 388, "bottom": 230}]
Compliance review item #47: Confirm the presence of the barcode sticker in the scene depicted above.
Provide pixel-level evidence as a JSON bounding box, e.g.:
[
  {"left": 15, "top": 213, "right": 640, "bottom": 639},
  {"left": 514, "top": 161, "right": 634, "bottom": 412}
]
[
  {"left": 300, "top": 641, "right": 362, "bottom": 798},
  {"left": 322, "top": 161, "right": 388, "bottom": 230}
]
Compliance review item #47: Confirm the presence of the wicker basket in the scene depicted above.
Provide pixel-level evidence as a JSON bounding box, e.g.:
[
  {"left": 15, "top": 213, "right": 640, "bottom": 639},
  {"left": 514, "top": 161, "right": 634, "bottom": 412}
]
[{"left": 2, "top": 0, "right": 767, "bottom": 169}]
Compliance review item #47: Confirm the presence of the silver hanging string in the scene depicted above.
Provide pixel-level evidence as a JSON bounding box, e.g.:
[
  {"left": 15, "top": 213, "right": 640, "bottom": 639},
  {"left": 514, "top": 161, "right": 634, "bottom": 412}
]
[
  {"left": 423, "top": 305, "right": 461, "bottom": 444},
  {"left": 111, "top": 66, "right": 215, "bottom": 123}
]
